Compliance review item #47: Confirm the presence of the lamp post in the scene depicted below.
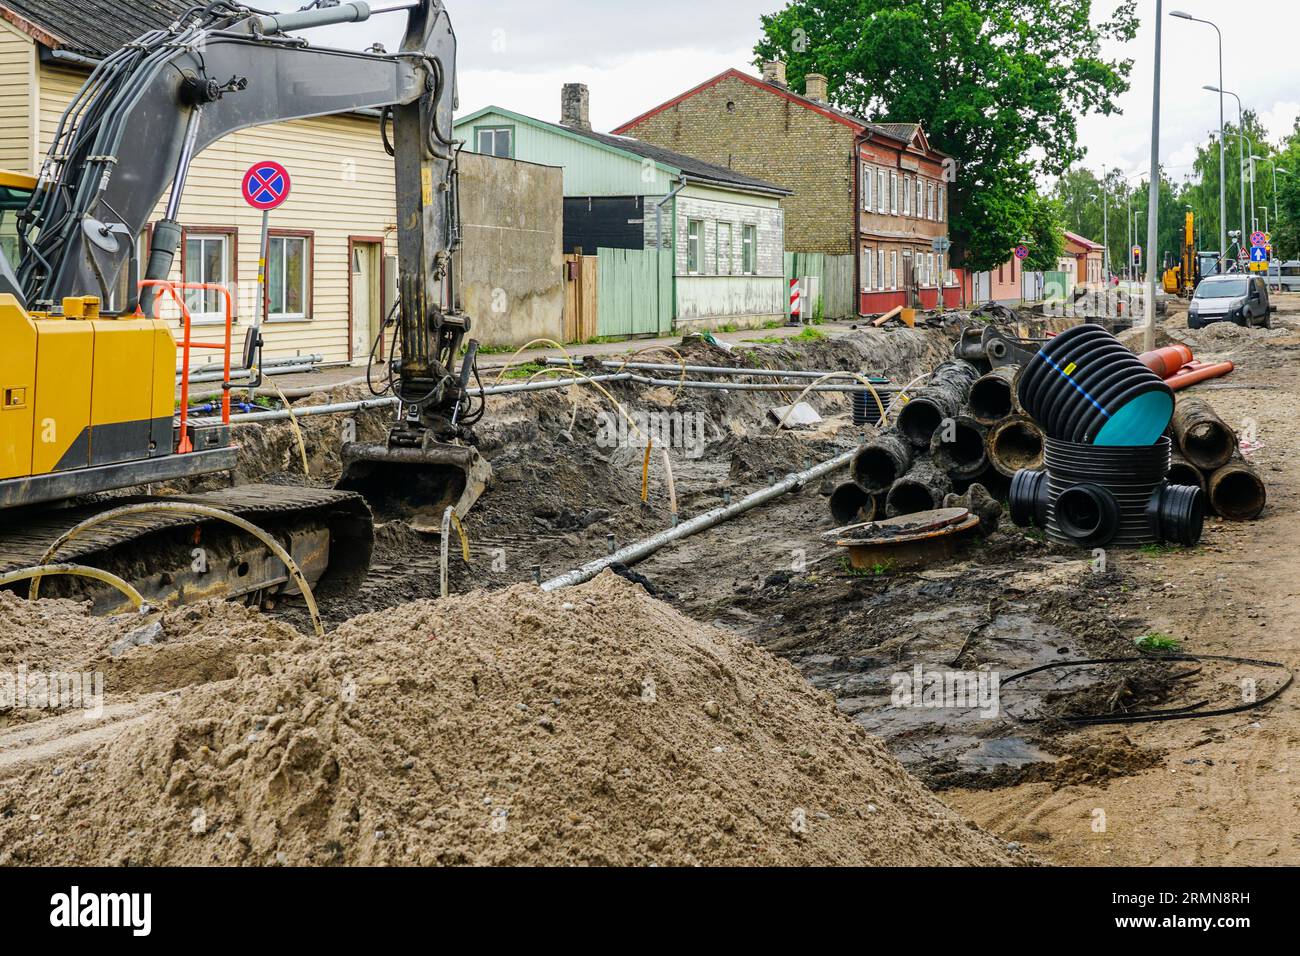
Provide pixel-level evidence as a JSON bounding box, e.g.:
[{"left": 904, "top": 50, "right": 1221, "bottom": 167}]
[
  {"left": 1173, "top": 11, "right": 1227, "bottom": 273},
  {"left": 1145, "top": 1, "right": 1164, "bottom": 353},
  {"left": 1209, "top": 85, "right": 1249, "bottom": 257}
]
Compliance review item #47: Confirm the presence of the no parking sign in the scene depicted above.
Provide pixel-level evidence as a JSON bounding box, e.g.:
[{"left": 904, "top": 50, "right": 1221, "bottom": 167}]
[{"left": 241, "top": 161, "right": 292, "bottom": 210}]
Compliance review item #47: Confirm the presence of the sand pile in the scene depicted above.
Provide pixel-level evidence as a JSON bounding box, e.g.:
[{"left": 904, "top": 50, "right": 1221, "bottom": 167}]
[
  {"left": 0, "top": 574, "right": 1019, "bottom": 866},
  {"left": 0, "top": 592, "right": 300, "bottom": 707}
]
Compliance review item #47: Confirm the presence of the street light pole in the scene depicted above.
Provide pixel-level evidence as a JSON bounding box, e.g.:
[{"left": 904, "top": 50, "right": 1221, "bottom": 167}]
[
  {"left": 1145, "top": 0, "right": 1163, "bottom": 353},
  {"left": 1210, "top": 86, "right": 1249, "bottom": 264},
  {"left": 1174, "top": 12, "right": 1227, "bottom": 273},
  {"left": 1102, "top": 169, "right": 1110, "bottom": 282}
]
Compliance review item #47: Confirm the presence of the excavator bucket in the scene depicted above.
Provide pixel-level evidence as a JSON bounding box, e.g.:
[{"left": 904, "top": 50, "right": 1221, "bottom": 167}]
[{"left": 337, "top": 442, "right": 492, "bottom": 533}]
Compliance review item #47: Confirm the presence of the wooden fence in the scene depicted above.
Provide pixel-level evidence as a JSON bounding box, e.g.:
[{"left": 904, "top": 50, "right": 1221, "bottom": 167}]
[
  {"left": 596, "top": 247, "right": 673, "bottom": 338},
  {"left": 784, "top": 252, "right": 856, "bottom": 320},
  {"left": 562, "top": 252, "right": 598, "bottom": 344}
]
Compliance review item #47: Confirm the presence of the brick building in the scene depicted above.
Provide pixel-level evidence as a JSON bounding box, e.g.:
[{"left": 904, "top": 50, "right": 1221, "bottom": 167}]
[{"left": 614, "top": 62, "right": 961, "bottom": 315}]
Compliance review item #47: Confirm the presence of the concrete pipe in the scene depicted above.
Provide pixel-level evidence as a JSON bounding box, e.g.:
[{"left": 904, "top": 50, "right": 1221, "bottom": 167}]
[
  {"left": 851, "top": 430, "right": 913, "bottom": 494},
  {"left": 828, "top": 481, "right": 879, "bottom": 526},
  {"left": 885, "top": 459, "right": 953, "bottom": 518},
  {"left": 967, "top": 365, "right": 1020, "bottom": 425},
  {"left": 1168, "top": 450, "right": 1207, "bottom": 494},
  {"left": 986, "top": 415, "right": 1045, "bottom": 477},
  {"left": 1207, "top": 456, "right": 1267, "bottom": 520},
  {"left": 1172, "top": 397, "right": 1238, "bottom": 471},
  {"left": 930, "top": 415, "right": 989, "bottom": 481},
  {"left": 894, "top": 360, "right": 981, "bottom": 448}
]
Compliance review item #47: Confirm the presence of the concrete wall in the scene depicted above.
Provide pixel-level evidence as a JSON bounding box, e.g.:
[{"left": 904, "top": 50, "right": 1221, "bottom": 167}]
[{"left": 454, "top": 152, "right": 565, "bottom": 348}]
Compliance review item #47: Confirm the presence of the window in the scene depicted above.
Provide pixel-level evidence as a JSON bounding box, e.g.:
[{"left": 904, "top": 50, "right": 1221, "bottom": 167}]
[
  {"left": 877, "top": 249, "right": 885, "bottom": 290},
  {"left": 741, "top": 224, "right": 756, "bottom": 275},
  {"left": 916, "top": 179, "right": 923, "bottom": 219},
  {"left": 890, "top": 171, "right": 898, "bottom": 215},
  {"left": 860, "top": 246, "right": 872, "bottom": 292},
  {"left": 182, "top": 232, "right": 231, "bottom": 321},
  {"left": 718, "top": 223, "right": 733, "bottom": 276},
  {"left": 938, "top": 186, "right": 945, "bottom": 222},
  {"left": 877, "top": 168, "right": 885, "bottom": 213},
  {"left": 903, "top": 175, "right": 912, "bottom": 216},
  {"left": 268, "top": 233, "right": 310, "bottom": 320},
  {"left": 927, "top": 182, "right": 936, "bottom": 220},
  {"left": 475, "top": 127, "right": 513, "bottom": 158},
  {"left": 687, "top": 220, "right": 702, "bottom": 274},
  {"left": 861, "top": 164, "right": 873, "bottom": 210}
]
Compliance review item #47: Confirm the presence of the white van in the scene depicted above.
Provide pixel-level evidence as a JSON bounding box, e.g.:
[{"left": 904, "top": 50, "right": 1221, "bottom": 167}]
[{"left": 1266, "top": 260, "right": 1300, "bottom": 292}]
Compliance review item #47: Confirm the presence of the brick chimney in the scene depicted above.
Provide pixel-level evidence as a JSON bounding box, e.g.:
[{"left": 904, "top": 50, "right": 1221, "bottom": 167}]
[
  {"left": 804, "top": 73, "right": 827, "bottom": 102},
  {"left": 561, "top": 83, "right": 590, "bottom": 130},
  {"left": 761, "top": 60, "right": 787, "bottom": 87}
]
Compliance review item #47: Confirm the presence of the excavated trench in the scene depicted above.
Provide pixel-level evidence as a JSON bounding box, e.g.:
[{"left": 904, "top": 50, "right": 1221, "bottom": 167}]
[{"left": 207, "top": 324, "right": 1201, "bottom": 790}]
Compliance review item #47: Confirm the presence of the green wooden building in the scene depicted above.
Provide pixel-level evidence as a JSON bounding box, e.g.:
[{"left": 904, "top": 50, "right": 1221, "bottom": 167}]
[{"left": 454, "top": 85, "right": 790, "bottom": 336}]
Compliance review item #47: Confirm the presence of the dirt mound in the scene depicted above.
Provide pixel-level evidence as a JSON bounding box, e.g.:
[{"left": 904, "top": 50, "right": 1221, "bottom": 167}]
[
  {"left": 0, "top": 574, "right": 1019, "bottom": 866},
  {"left": 0, "top": 592, "right": 299, "bottom": 709}
]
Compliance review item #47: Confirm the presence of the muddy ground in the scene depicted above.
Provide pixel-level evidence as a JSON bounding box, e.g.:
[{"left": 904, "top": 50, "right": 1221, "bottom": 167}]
[
  {"left": 6, "top": 300, "right": 1297, "bottom": 866},
  {"left": 243, "top": 303, "right": 1300, "bottom": 865}
]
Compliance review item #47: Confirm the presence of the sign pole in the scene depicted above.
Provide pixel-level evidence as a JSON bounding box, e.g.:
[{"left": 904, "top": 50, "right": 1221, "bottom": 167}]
[
  {"left": 240, "top": 160, "right": 292, "bottom": 385},
  {"left": 255, "top": 208, "right": 270, "bottom": 337}
]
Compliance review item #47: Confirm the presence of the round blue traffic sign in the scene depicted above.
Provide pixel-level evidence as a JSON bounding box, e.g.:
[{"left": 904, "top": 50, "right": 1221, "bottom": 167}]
[
  {"left": 241, "top": 161, "right": 291, "bottom": 210},
  {"left": 1014, "top": 244, "right": 1029, "bottom": 260},
  {"left": 1250, "top": 230, "right": 1267, "bottom": 248}
]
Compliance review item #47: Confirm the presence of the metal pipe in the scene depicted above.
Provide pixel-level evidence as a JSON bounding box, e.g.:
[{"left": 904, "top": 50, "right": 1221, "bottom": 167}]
[
  {"left": 185, "top": 363, "right": 318, "bottom": 384},
  {"left": 628, "top": 374, "right": 884, "bottom": 393},
  {"left": 542, "top": 358, "right": 868, "bottom": 380},
  {"left": 255, "top": 2, "right": 372, "bottom": 34},
  {"left": 540, "top": 447, "right": 855, "bottom": 591}
]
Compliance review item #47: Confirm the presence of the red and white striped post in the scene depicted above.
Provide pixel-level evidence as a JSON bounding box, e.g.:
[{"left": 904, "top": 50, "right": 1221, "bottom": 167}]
[{"left": 789, "top": 277, "right": 802, "bottom": 324}]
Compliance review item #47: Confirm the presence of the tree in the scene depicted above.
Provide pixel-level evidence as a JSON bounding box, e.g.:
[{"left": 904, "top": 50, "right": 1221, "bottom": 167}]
[
  {"left": 1022, "top": 194, "right": 1065, "bottom": 273},
  {"left": 754, "top": 0, "right": 1138, "bottom": 270}
]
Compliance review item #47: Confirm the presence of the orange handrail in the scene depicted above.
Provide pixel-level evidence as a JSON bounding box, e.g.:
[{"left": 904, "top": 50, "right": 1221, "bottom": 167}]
[{"left": 137, "top": 280, "right": 234, "bottom": 451}]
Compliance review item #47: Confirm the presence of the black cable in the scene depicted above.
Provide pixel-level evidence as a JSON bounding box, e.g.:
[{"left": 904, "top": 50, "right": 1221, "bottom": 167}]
[{"left": 1000, "top": 653, "right": 1293, "bottom": 727}]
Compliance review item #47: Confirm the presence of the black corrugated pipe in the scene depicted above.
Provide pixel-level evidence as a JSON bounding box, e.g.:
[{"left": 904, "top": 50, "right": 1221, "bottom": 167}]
[
  {"left": 1148, "top": 483, "right": 1206, "bottom": 546},
  {"left": 1009, "top": 468, "right": 1049, "bottom": 529},
  {"left": 894, "top": 360, "right": 981, "bottom": 448},
  {"left": 1017, "top": 324, "right": 1174, "bottom": 446}
]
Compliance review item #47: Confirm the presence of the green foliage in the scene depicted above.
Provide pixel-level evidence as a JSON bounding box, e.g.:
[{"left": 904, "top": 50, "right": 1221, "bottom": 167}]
[
  {"left": 755, "top": 0, "right": 1138, "bottom": 271},
  {"left": 792, "top": 326, "right": 826, "bottom": 340},
  {"left": 1135, "top": 632, "right": 1180, "bottom": 652},
  {"left": 1022, "top": 194, "right": 1066, "bottom": 272}
]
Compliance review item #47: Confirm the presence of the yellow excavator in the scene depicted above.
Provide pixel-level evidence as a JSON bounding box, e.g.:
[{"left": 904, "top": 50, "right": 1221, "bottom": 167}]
[
  {"left": 1162, "top": 210, "right": 1200, "bottom": 297},
  {"left": 0, "top": 1, "right": 490, "bottom": 612}
]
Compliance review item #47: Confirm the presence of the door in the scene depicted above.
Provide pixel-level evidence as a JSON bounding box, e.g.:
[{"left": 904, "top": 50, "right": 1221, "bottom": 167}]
[{"left": 350, "top": 240, "right": 382, "bottom": 364}]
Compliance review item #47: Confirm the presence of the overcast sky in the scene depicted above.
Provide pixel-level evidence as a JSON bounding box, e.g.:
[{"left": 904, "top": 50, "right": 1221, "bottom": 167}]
[{"left": 301, "top": 0, "right": 1300, "bottom": 187}]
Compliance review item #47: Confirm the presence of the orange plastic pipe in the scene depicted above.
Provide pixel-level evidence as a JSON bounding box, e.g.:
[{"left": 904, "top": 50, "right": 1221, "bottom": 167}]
[
  {"left": 1167, "top": 361, "right": 1234, "bottom": 391},
  {"left": 1139, "top": 345, "right": 1195, "bottom": 379}
]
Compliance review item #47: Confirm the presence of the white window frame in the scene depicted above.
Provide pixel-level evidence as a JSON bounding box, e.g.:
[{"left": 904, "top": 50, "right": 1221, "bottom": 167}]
[
  {"left": 475, "top": 127, "right": 513, "bottom": 158},
  {"left": 860, "top": 246, "right": 872, "bottom": 292},
  {"left": 938, "top": 186, "right": 945, "bottom": 222},
  {"left": 687, "top": 219, "right": 703, "bottom": 274},
  {"left": 916, "top": 179, "right": 923, "bottom": 219},
  {"left": 877, "top": 249, "right": 885, "bottom": 290},
  {"left": 267, "top": 234, "right": 310, "bottom": 322},
  {"left": 182, "top": 232, "right": 231, "bottom": 325},
  {"left": 890, "top": 171, "right": 898, "bottom": 215},
  {"left": 927, "top": 182, "right": 936, "bottom": 220},
  {"left": 717, "top": 222, "right": 733, "bottom": 276},
  {"left": 741, "top": 224, "right": 756, "bottom": 275},
  {"left": 877, "top": 168, "right": 885, "bottom": 213},
  {"left": 891, "top": 251, "right": 899, "bottom": 289},
  {"left": 861, "top": 163, "right": 873, "bottom": 210},
  {"left": 903, "top": 174, "right": 911, "bottom": 216}
]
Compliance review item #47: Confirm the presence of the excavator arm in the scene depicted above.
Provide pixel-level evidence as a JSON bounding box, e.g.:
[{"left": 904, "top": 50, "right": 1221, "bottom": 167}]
[{"left": 11, "top": 0, "right": 490, "bottom": 523}]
